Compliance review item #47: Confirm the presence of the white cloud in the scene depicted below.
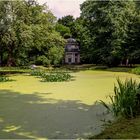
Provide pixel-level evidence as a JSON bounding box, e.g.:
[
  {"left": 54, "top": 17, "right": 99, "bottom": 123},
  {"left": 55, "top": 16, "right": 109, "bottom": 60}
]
[{"left": 37, "top": 0, "right": 85, "bottom": 18}]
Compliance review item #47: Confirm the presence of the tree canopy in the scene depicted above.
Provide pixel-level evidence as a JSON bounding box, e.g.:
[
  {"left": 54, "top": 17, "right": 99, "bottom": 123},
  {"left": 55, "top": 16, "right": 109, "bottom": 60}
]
[
  {"left": 0, "top": 0, "right": 140, "bottom": 67},
  {"left": 0, "top": 0, "right": 65, "bottom": 66},
  {"left": 80, "top": 0, "right": 140, "bottom": 66}
]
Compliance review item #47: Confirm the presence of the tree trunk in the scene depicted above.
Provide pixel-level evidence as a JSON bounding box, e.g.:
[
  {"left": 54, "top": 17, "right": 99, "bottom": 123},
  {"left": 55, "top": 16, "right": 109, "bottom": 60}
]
[
  {"left": 7, "top": 46, "right": 15, "bottom": 67},
  {"left": 0, "top": 52, "right": 2, "bottom": 66},
  {"left": 126, "top": 58, "right": 129, "bottom": 66},
  {"left": 120, "top": 60, "right": 123, "bottom": 66}
]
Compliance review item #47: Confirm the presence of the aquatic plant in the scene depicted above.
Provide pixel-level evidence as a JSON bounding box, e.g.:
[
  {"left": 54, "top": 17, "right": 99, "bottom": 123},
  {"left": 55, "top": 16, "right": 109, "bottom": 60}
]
[
  {"left": 0, "top": 76, "right": 10, "bottom": 82},
  {"left": 42, "top": 72, "right": 72, "bottom": 82},
  {"left": 30, "top": 70, "right": 72, "bottom": 82},
  {"left": 101, "top": 78, "right": 140, "bottom": 118}
]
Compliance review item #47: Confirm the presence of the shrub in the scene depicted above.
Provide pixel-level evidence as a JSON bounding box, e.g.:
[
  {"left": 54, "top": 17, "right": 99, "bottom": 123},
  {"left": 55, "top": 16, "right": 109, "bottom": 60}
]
[
  {"left": 0, "top": 76, "right": 10, "bottom": 82},
  {"left": 35, "top": 55, "right": 50, "bottom": 66},
  {"left": 101, "top": 78, "right": 140, "bottom": 118},
  {"left": 48, "top": 46, "right": 64, "bottom": 66},
  {"left": 131, "top": 67, "right": 140, "bottom": 75}
]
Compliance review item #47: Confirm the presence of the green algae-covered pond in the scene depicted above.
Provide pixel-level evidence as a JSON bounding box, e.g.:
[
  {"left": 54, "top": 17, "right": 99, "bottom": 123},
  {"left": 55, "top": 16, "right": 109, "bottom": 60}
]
[{"left": 0, "top": 70, "right": 139, "bottom": 139}]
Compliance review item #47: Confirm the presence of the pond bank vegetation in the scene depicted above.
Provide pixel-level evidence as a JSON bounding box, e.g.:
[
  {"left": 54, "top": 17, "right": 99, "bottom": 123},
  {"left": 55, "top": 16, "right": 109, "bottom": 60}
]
[{"left": 92, "top": 78, "right": 140, "bottom": 139}]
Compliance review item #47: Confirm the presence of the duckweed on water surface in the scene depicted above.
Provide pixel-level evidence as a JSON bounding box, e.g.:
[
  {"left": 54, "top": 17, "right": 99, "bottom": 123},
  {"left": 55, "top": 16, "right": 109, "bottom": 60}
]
[{"left": 0, "top": 70, "right": 140, "bottom": 139}]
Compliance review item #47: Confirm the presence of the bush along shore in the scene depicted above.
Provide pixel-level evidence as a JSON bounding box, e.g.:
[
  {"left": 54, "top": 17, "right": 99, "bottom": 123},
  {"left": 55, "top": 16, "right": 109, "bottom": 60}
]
[{"left": 131, "top": 67, "right": 140, "bottom": 75}]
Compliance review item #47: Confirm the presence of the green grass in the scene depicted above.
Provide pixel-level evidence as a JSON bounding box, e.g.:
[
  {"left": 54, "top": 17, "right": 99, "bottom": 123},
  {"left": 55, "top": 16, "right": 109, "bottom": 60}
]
[
  {"left": 61, "top": 64, "right": 133, "bottom": 72},
  {"left": 0, "top": 70, "right": 140, "bottom": 139},
  {"left": 131, "top": 67, "right": 140, "bottom": 75},
  {"left": 0, "top": 66, "right": 50, "bottom": 74},
  {"left": 106, "top": 67, "right": 133, "bottom": 72},
  {"left": 0, "top": 67, "right": 31, "bottom": 74},
  {"left": 92, "top": 116, "right": 140, "bottom": 139}
]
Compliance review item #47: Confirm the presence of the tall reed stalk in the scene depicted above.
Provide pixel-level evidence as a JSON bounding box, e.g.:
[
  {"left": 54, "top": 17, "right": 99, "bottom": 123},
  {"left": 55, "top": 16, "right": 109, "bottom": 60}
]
[{"left": 101, "top": 78, "right": 140, "bottom": 118}]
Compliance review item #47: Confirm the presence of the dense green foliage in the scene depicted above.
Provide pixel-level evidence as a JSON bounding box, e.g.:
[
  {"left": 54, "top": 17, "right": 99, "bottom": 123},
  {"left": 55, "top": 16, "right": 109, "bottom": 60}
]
[
  {"left": 30, "top": 69, "right": 44, "bottom": 77},
  {"left": 30, "top": 69, "right": 72, "bottom": 82},
  {"left": 80, "top": 1, "right": 140, "bottom": 66},
  {"left": 131, "top": 67, "right": 140, "bottom": 75},
  {"left": 55, "top": 23, "right": 71, "bottom": 38},
  {"left": 57, "top": 1, "right": 140, "bottom": 66},
  {"left": 101, "top": 79, "right": 140, "bottom": 118},
  {"left": 42, "top": 72, "right": 72, "bottom": 82},
  {"left": 58, "top": 15, "right": 75, "bottom": 37},
  {"left": 0, "top": 0, "right": 140, "bottom": 67},
  {"left": 0, "top": 0, "right": 65, "bottom": 67}
]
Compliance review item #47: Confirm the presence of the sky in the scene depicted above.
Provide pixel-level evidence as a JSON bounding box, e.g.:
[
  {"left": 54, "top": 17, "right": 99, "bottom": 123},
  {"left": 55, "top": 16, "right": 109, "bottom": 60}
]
[{"left": 38, "top": 0, "right": 86, "bottom": 18}]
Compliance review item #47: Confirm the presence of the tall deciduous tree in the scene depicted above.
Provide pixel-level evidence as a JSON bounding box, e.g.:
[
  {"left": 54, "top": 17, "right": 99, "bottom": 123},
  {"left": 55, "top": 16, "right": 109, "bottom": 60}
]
[
  {"left": 55, "top": 23, "right": 71, "bottom": 38},
  {"left": 0, "top": 0, "right": 32, "bottom": 66},
  {"left": 0, "top": 0, "right": 65, "bottom": 66},
  {"left": 80, "top": 0, "right": 137, "bottom": 66},
  {"left": 58, "top": 15, "right": 76, "bottom": 37}
]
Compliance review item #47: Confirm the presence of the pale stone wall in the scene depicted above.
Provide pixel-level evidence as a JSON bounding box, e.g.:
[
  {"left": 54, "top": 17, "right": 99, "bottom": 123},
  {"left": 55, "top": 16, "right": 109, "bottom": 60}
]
[
  {"left": 65, "top": 52, "right": 80, "bottom": 64},
  {"left": 72, "top": 53, "right": 75, "bottom": 63},
  {"left": 77, "top": 54, "right": 80, "bottom": 63}
]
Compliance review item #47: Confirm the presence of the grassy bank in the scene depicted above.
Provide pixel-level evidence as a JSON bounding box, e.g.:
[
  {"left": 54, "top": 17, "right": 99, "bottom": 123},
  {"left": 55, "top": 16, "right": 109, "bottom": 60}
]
[
  {"left": 0, "top": 65, "right": 134, "bottom": 74},
  {"left": 92, "top": 116, "right": 140, "bottom": 139},
  {"left": 91, "top": 71, "right": 140, "bottom": 139}
]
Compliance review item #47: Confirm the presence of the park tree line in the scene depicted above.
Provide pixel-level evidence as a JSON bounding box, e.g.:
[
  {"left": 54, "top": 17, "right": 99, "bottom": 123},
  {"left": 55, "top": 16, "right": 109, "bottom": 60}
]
[
  {"left": 0, "top": 0, "right": 140, "bottom": 67},
  {"left": 58, "top": 0, "right": 140, "bottom": 66}
]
